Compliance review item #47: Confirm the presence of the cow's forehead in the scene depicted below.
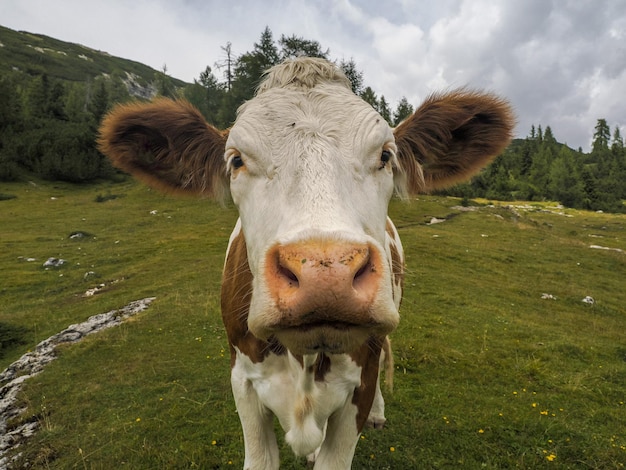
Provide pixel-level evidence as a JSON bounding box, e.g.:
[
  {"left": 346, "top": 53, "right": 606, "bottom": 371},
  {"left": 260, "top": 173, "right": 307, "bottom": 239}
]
[{"left": 228, "top": 84, "right": 394, "bottom": 156}]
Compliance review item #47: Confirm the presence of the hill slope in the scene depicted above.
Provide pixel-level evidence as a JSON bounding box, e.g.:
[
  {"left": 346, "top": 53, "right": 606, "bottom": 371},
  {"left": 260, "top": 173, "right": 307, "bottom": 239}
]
[{"left": 0, "top": 24, "right": 186, "bottom": 88}]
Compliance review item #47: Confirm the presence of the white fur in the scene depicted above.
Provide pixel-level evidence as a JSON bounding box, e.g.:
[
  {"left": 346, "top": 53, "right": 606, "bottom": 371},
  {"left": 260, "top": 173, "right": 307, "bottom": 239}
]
[
  {"left": 227, "top": 83, "right": 399, "bottom": 342},
  {"left": 231, "top": 347, "right": 362, "bottom": 469}
]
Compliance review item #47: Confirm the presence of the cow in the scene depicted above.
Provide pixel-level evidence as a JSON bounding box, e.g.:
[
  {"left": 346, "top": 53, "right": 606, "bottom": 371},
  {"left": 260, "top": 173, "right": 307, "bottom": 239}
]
[{"left": 98, "top": 57, "right": 514, "bottom": 469}]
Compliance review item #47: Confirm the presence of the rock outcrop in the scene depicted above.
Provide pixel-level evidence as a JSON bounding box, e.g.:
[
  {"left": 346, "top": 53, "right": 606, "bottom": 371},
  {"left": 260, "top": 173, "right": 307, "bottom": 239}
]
[{"left": 0, "top": 298, "right": 155, "bottom": 469}]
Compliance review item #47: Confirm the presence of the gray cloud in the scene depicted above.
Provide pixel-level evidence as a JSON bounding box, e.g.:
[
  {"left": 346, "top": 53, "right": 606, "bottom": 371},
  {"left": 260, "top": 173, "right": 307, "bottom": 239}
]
[{"left": 1, "top": 0, "right": 624, "bottom": 150}]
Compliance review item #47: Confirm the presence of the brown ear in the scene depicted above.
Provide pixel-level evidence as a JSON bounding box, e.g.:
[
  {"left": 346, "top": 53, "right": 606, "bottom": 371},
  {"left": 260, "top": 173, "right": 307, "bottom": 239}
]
[
  {"left": 98, "top": 98, "right": 229, "bottom": 198},
  {"left": 393, "top": 90, "right": 515, "bottom": 193}
]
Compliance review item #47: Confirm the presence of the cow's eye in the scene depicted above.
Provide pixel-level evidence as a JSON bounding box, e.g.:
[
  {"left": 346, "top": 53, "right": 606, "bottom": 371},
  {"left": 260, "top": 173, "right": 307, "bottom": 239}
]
[
  {"left": 231, "top": 154, "right": 244, "bottom": 170},
  {"left": 379, "top": 149, "right": 392, "bottom": 169}
]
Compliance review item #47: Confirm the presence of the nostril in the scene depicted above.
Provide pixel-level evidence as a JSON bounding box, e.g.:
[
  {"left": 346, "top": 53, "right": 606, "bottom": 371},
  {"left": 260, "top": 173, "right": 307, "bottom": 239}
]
[
  {"left": 278, "top": 264, "right": 299, "bottom": 287},
  {"left": 354, "top": 261, "right": 370, "bottom": 281},
  {"left": 352, "top": 252, "right": 374, "bottom": 290}
]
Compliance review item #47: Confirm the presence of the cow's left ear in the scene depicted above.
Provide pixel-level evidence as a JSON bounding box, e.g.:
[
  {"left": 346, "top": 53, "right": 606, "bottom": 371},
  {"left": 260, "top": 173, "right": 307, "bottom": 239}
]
[
  {"left": 393, "top": 90, "right": 515, "bottom": 194},
  {"left": 98, "top": 98, "right": 229, "bottom": 199}
]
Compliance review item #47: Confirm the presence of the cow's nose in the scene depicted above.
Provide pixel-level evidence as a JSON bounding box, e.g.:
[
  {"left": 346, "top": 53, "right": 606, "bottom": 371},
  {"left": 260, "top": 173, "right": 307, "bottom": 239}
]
[{"left": 264, "top": 240, "right": 382, "bottom": 327}]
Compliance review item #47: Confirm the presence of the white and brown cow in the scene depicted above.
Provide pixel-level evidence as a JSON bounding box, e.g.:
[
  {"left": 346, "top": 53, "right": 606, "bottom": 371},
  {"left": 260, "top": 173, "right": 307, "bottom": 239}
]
[{"left": 98, "top": 57, "right": 513, "bottom": 469}]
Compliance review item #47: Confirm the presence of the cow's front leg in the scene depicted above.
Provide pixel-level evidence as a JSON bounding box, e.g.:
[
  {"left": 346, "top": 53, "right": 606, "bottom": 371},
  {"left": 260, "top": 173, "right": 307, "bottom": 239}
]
[
  {"left": 312, "top": 398, "right": 360, "bottom": 470},
  {"left": 367, "top": 337, "right": 393, "bottom": 429},
  {"left": 231, "top": 367, "right": 279, "bottom": 470},
  {"left": 366, "top": 373, "right": 387, "bottom": 429}
]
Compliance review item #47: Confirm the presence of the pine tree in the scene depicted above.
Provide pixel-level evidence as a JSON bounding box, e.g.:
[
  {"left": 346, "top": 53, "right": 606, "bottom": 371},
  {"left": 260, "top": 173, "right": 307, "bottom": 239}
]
[
  {"left": 47, "top": 81, "right": 66, "bottom": 120},
  {"left": 278, "top": 35, "right": 329, "bottom": 60},
  {"left": 255, "top": 27, "right": 280, "bottom": 66},
  {"left": 611, "top": 127, "right": 626, "bottom": 198},
  {"left": 611, "top": 126, "right": 624, "bottom": 155},
  {"left": 580, "top": 167, "right": 598, "bottom": 210},
  {"left": 519, "top": 139, "right": 533, "bottom": 176},
  {"left": 360, "top": 86, "right": 378, "bottom": 110},
  {"left": 543, "top": 125, "right": 556, "bottom": 144},
  {"left": 592, "top": 119, "right": 611, "bottom": 153},
  {"left": 378, "top": 96, "right": 392, "bottom": 125},
  {"left": 26, "top": 74, "right": 49, "bottom": 119},
  {"left": 0, "top": 75, "right": 22, "bottom": 133},
  {"left": 185, "top": 66, "right": 226, "bottom": 126},
  {"left": 548, "top": 146, "right": 583, "bottom": 207},
  {"left": 340, "top": 59, "right": 363, "bottom": 96},
  {"left": 393, "top": 97, "right": 414, "bottom": 126},
  {"left": 0, "top": 75, "right": 23, "bottom": 180},
  {"left": 528, "top": 145, "right": 551, "bottom": 196},
  {"left": 231, "top": 27, "right": 280, "bottom": 103},
  {"left": 65, "top": 82, "right": 88, "bottom": 122},
  {"left": 89, "top": 80, "right": 109, "bottom": 125}
]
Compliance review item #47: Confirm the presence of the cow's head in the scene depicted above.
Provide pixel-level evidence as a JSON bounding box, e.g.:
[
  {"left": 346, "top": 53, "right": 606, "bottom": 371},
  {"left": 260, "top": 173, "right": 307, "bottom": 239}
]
[{"left": 99, "top": 57, "right": 514, "bottom": 355}]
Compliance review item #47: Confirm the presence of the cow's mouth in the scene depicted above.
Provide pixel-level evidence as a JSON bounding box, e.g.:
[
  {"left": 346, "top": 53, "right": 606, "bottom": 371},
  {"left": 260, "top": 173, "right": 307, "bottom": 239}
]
[
  {"left": 294, "top": 320, "right": 356, "bottom": 332},
  {"left": 274, "top": 322, "right": 369, "bottom": 354}
]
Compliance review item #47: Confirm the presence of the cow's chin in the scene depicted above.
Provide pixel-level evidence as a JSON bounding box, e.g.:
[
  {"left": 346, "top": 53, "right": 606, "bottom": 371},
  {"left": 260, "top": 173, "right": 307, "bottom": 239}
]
[
  {"left": 273, "top": 324, "right": 370, "bottom": 355},
  {"left": 247, "top": 300, "right": 400, "bottom": 355}
]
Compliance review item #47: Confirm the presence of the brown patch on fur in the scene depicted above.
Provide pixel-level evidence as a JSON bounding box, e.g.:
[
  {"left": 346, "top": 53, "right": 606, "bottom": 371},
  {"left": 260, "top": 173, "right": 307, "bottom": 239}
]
[
  {"left": 394, "top": 89, "right": 515, "bottom": 194},
  {"left": 98, "top": 98, "right": 229, "bottom": 199},
  {"left": 350, "top": 336, "right": 385, "bottom": 432},
  {"left": 297, "top": 353, "right": 331, "bottom": 381},
  {"left": 294, "top": 396, "right": 314, "bottom": 426},
  {"left": 221, "top": 231, "right": 284, "bottom": 366},
  {"left": 314, "top": 353, "right": 332, "bottom": 382}
]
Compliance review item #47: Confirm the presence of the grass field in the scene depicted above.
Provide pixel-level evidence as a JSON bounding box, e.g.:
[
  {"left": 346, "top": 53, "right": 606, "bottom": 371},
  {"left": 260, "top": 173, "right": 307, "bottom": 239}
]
[{"left": 1, "top": 180, "right": 625, "bottom": 469}]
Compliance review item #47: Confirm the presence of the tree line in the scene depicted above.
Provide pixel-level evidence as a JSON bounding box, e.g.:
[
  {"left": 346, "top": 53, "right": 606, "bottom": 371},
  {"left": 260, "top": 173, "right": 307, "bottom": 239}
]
[
  {"left": 0, "top": 27, "right": 624, "bottom": 212},
  {"left": 0, "top": 72, "right": 116, "bottom": 182},
  {"left": 0, "top": 27, "right": 414, "bottom": 184},
  {"left": 178, "top": 27, "right": 415, "bottom": 129},
  {"left": 444, "top": 121, "right": 626, "bottom": 213}
]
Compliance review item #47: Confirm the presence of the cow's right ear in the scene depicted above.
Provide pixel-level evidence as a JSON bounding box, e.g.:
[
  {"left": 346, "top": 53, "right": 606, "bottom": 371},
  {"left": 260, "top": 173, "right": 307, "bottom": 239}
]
[{"left": 98, "top": 98, "right": 229, "bottom": 199}]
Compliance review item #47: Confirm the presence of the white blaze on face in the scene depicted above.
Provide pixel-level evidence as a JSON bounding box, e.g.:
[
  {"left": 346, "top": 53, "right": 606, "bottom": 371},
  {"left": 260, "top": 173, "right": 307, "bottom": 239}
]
[
  {"left": 227, "top": 85, "right": 396, "bottom": 263},
  {"left": 225, "top": 82, "right": 399, "bottom": 352}
]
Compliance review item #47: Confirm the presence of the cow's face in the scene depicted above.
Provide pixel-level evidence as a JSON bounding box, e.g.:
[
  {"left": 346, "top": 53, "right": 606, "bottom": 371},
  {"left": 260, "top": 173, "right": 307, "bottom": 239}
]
[
  {"left": 226, "top": 82, "right": 399, "bottom": 354},
  {"left": 98, "top": 58, "right": 514, "bottom": 356}
]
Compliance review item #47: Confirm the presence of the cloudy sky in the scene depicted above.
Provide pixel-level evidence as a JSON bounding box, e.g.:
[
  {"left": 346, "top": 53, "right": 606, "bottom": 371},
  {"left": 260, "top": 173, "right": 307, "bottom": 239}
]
[{"left": 2, "top": 0, "right": 625, "bottom": 151}]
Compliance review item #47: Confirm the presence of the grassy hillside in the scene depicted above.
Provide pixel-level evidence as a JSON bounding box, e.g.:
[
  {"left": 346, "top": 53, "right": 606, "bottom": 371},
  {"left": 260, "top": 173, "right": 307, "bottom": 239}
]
[
  {"left": 0, "top": 24, "right": 186, "bottom": 86},
  {"left": 1, "top": 180, "right": 625, "bottom": 468}
]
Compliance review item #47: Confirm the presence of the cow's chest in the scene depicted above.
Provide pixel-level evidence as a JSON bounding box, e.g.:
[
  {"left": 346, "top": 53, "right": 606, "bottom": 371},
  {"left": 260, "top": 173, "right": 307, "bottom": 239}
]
[{"left": 231, "top": 348, "right": 362, "bottom": 453}]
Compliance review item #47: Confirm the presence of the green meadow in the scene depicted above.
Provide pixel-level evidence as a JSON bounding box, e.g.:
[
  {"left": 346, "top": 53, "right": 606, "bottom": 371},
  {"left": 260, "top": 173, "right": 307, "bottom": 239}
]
[{"left": 1, "top": 180, "right": 625, "bottom": 469}]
